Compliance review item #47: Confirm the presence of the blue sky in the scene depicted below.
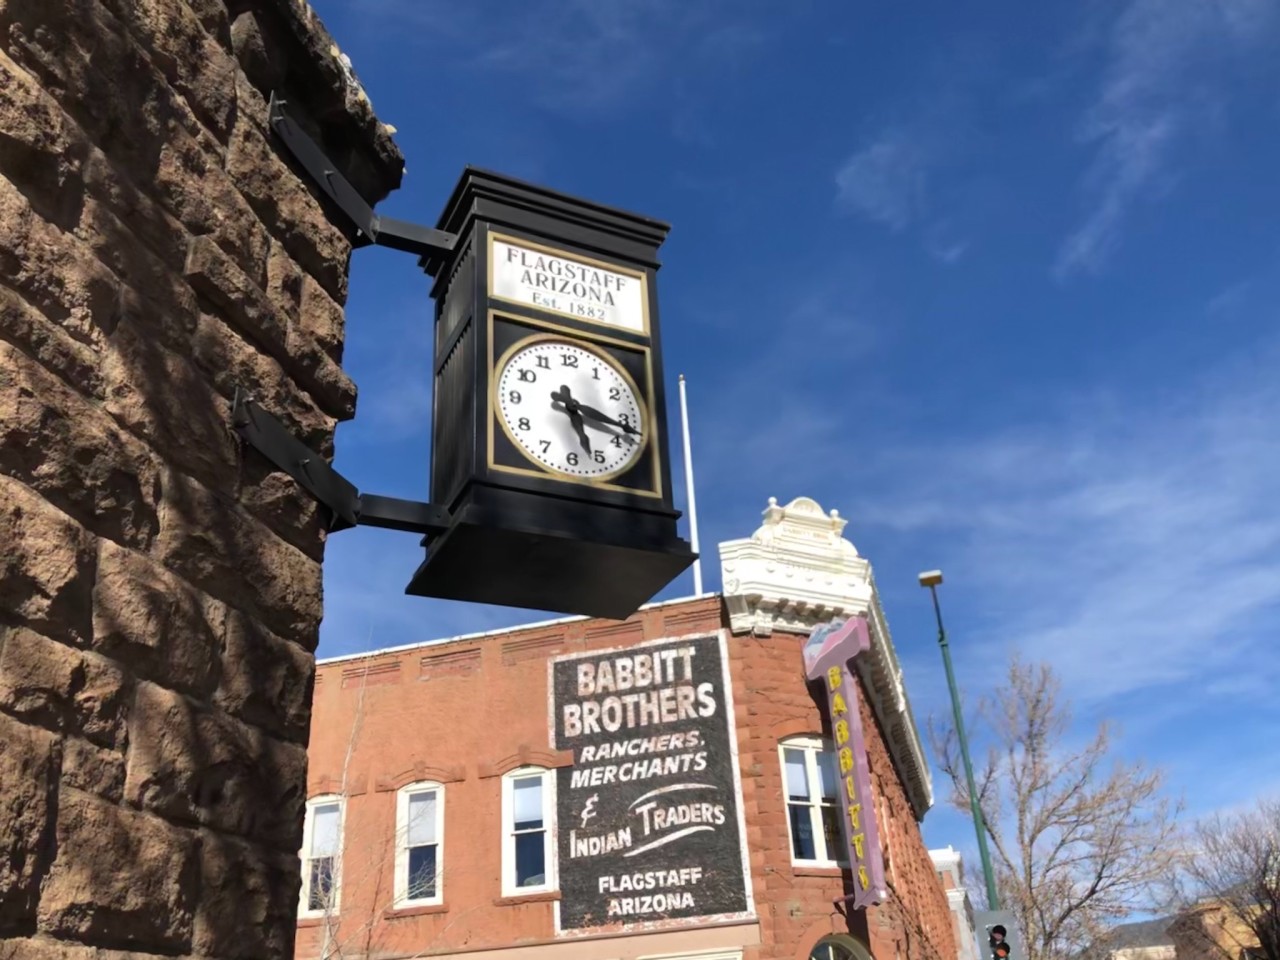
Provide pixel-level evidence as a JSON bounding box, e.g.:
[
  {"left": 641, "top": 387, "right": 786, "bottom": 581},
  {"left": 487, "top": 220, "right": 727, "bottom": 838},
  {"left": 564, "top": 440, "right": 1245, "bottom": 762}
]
[{"left": 309, "top": 0, "right": 1280, "bottom": 857}]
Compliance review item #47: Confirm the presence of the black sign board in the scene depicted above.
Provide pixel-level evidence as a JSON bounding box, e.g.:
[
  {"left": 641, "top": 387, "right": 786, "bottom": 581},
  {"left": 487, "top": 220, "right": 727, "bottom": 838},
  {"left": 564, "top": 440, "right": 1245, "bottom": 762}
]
[{"left": 550, "top": 634, "right": 751, "bottom": 932}]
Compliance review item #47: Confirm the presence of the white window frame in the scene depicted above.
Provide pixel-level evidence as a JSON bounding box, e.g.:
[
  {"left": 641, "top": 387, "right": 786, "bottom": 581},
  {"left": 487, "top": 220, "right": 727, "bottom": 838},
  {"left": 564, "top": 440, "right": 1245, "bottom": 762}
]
[
  {"left": 779, "top": 736, "right": 847, "bottom": 867},
  {"left": 394, "top": 781, "right": 445, "bottom": 908},
  {"left": 299, "top": 794, "right": 344, "bottom": 918},
  {"left": 500, "top": 766, "right": 556, "bottom": 896}
]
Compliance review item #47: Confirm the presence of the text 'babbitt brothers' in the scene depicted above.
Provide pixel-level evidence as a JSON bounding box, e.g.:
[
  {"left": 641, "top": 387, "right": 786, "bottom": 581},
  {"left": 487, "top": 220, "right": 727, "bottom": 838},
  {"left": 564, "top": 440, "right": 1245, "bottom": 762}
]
[{"left": 562, "top": 646, "right": 717, "bottom": 738}]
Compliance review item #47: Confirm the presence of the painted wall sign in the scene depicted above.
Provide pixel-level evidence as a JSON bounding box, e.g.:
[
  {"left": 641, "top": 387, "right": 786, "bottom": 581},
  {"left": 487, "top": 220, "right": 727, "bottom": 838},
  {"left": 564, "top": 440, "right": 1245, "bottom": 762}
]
[
  {"left": 490, "top": 233, "right": 648, "bottom": 334},
  {"left": 549, "top": 634, "right": 751, "bottom": 933},
  {"left": 802, "top": 616, "right": 888, "bottom": 908}
]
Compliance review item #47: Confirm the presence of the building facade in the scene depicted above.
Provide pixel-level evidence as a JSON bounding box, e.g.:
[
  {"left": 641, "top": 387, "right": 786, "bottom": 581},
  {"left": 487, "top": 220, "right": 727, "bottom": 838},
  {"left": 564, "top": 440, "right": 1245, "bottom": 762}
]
[
  {"left": 297, "top": 497, "right": 956, "bottom": 960},
  {"left": 930, "top": 847, "right": 979, "bottom": 960}
]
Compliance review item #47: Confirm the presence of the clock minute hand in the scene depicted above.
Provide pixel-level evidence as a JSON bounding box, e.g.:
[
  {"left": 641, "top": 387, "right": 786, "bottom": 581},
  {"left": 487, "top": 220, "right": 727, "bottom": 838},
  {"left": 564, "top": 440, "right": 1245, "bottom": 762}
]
[{"left": 575, "top": 402, "right": 639, "bottom": 436}]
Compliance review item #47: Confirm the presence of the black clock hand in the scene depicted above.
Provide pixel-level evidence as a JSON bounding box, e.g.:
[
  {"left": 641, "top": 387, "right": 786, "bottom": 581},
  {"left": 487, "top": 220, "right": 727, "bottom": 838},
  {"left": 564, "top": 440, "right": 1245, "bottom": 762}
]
[
  {"left": 568, "top": 407, "right": 591, "bottom": 455},
  {"left": 576, "top": 402, "right": 639, "bottom": 436},
  {"left": 550, "top": 386, "right": 592, "bottom": 454}
]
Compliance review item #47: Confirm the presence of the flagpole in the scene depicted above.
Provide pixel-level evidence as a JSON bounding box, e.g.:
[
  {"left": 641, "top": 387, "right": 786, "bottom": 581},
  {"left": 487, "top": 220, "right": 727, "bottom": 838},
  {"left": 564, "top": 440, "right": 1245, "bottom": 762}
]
[{"left": 677, "top": 374, "right": 703, "bottom": 596}]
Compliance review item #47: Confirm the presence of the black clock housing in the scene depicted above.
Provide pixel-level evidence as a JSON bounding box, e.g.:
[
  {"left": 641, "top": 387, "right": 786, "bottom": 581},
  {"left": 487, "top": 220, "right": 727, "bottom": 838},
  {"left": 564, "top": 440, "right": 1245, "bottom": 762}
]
[{"left": 406, "top": 168, "right": 695, "bottom": 619}]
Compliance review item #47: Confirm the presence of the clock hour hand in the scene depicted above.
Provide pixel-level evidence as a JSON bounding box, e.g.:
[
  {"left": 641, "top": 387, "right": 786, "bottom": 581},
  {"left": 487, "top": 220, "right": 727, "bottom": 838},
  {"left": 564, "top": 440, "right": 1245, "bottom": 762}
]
[
  {"left": 575, "top": 402, "right": 639, "bottom": 437},
  {"left": 550, "top": 386, "right": 592, "bottom": 454}
]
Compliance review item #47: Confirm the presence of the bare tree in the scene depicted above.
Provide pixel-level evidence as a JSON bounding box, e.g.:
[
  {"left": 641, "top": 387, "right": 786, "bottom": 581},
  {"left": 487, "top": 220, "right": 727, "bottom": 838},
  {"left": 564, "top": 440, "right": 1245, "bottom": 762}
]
[
  {"left": 1169, "top": 797, "right": 1280, "bottom": 960},
  {"left": 930, "top": 657, "right": 1182, "bottom": 960}
]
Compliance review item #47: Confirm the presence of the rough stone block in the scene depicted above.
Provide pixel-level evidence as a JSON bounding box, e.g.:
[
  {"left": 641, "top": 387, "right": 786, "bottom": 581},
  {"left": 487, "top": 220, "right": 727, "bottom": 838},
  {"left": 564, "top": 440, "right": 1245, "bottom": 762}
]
[
  {"left": 0, "top": 286, "right": 104, "bottom": 400},
  {"left": 298, "top": 272, "right": 345, "bottom": 364},
  {"left": 0, "top": 713, "right": 57, "bottom": 936},
  {"left": 0, "top": 625, "right": 127, "bottom": 748},
  {"left": 194, "top": 830, "right": 300, "bottom": 960},
  {"left": 0, "top": 340, "right": 161, "bottom": 551},
  {"left": 62, "top": 735, "right": 126, "bottom": 803},
  {"left": 184, "top": 234, "right": 287, "bottom": 357},
  {"left": 0, "top": 476, "right": 96, "bottom": 646},
  {"left": 80, "top": 147, "right": 190, "bottom": 274},
  {"left": 230, "top": 9, "right": 285, "bottom": 96},
  {"left": 153, "top": 467, "right": 324, "bottom": 644},
  {"left": 91, "top": 540, "right": 222, "bottom": 698},
  {"left": 101, "top": 316, "right": 238, "bottom": 494},
  {"left": 97, "top": 0, "right": 238, "bottom": 142},
  {"left": 0, "top": 49, "right": 87, "bottom": 230},
  {"left": 236, "top": 459, "right": 327, "bottom": 563},
  {"left": 0, "top": 175, "right": 120, "bottom": 348},
  {"left": 287, "top": 321, "right": 358, "bottom": 420},
  {"left": 74, "top": 198, "right": 198, "bottom": 335},
  {"left": 265, "top": 239, "right": 304, "bottom": 321},
  {"left": 38, "top": 789, "right": 198, "bottom": 952},
  {"left": 125, "top": 681, "right": 307, "bottom": 851},
  {"left": 226, "top": 113, "right": 351, "bottom": 301},
  {"left": 0, "top": 938, "right": 159, "bottom": 960},
  {"left": 216, "top": 609, "right": 314, "bottom": 743},
  {"left": 190, "top": 308, "right": 335, "bottom": 458}
]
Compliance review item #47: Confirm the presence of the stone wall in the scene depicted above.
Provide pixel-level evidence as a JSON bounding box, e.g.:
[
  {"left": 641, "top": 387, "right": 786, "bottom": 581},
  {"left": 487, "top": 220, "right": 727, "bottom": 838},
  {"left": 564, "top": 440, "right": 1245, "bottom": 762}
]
[{"left": 0, "top": 0, "right": 401, "bottom": 957}]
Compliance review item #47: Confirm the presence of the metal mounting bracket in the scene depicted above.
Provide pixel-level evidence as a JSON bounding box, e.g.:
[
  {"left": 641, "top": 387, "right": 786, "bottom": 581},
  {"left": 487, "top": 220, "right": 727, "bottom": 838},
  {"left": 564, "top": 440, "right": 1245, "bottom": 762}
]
[
  {"left": 267, "top": 92, "right": 457, "bottom": 261},
  {"left": 231, "top": 388, "right": 451, "bottom": 537}
]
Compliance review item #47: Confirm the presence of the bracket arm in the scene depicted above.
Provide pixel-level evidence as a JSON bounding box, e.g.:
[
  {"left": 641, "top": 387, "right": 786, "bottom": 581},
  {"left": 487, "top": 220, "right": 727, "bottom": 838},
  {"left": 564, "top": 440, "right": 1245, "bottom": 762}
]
[
  {"left": 267, "top": 92, "right": 456, "bottom": 259},
  {"left": 231, "top": 388, "right": 450, "bottom": 537}
]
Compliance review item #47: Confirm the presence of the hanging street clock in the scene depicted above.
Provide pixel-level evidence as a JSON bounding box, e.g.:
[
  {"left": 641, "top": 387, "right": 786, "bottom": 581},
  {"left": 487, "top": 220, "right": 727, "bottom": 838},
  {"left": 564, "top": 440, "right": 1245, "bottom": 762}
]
[{"left": 405, "top": 169, "right": 696, "bottom": 619}]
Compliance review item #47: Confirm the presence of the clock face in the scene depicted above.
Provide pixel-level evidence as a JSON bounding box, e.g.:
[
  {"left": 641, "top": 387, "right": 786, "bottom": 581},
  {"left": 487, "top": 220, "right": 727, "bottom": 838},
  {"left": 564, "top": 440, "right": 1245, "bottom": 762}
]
[{"left": 495, "top": 339, "right": 646, "bottom": 481}]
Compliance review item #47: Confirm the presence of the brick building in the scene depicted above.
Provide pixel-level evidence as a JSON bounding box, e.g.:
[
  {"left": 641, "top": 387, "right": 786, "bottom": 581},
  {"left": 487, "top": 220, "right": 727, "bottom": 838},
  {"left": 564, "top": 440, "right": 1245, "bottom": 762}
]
[{"left": 297, "top": 497, "right": 957, "bottom": 960}]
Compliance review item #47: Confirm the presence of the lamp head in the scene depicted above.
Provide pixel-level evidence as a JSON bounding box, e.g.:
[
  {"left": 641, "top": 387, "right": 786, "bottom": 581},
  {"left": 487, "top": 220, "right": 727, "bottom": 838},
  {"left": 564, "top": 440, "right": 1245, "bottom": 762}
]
[{"left": 917, "top": 569, "right": 943, "bottom": 588}]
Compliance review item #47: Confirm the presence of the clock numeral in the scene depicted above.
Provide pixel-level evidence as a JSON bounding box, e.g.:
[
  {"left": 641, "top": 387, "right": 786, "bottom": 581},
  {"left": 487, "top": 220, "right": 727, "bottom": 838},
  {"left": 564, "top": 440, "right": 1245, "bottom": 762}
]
[
  {"left": 508, "top": 390, "right": 522, "bottom": 404},
  {"left": 566, "top": 452, "right": 579, "bottom": 466},
  {"left": 539, "top": 440, "right": 551, "bottom": 454},
  {"left": 592, "top": 367, "right": 600, "bottom": 381},
  {"left": 517, "top": 417, "right": 531, "bottom": 431},
  {"left": 608, "top": 387, "right": 621, "bottom": 401},
  {"left": 592, "top": 450, "right": 606, "bottom": 464},
  {"left": 560, "top": 353, "right": 579, "bottom": 368},
  {"left": 617, "top": 412, "right": 632, "bottom": 428},
  {"left": 517, "top": 369, "right": 536, "bottom": 383},
  {"left": 610, "top": 436, "right": 625, "bottom": 448},
  {"left": 535, "top": 355, "right": 551, "bottom": 370}
]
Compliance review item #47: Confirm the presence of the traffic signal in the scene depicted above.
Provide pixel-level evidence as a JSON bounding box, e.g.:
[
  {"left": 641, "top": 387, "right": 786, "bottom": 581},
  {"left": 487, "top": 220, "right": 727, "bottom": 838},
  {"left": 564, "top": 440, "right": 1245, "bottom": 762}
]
[
  {"left": 988, "top": 924, "right": 1010, "bottom": 960},
  {"left": 975, "top": 911, "right": 1019, "bottom": 960}
]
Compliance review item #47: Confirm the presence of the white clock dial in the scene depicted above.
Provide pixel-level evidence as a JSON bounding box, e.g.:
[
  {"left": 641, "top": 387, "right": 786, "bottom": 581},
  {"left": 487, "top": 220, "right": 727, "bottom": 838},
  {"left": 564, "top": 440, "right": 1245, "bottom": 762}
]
[{"left": 495, "top": 339, "right": 646, "bottom": 480}]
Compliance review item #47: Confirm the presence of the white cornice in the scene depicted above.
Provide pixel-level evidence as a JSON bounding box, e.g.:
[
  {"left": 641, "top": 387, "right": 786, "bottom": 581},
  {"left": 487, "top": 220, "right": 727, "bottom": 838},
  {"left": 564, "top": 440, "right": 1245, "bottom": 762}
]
[{"left": 719, "top": 496, "right": 934, "bottom": 820}]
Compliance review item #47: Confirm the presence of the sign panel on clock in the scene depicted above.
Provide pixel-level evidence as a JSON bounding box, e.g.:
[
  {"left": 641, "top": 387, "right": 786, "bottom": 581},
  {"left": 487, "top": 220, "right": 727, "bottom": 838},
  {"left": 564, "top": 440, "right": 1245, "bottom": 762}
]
[{"left": 490, "top": 234, "right": 648, "bottom": 334}]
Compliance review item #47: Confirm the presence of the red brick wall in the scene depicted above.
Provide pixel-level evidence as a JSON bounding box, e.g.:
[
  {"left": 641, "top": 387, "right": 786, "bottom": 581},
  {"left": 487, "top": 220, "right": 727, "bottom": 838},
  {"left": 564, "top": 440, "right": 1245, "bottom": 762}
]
[
  {"left": 296, "top": 598, "right": 955, "bottom": 960},
  {"left": 727, "top": 627, "right": 956, "bottom": 960}
]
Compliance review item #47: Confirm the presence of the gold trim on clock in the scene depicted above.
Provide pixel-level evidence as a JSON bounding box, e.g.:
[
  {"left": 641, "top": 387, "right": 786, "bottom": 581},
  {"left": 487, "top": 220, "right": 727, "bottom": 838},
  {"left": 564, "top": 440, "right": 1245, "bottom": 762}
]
[
  {"left": 485, "top": 311, "right": 664, "bottom": 498},
  {"left": 487, "top": 230, "right": 652, "bottom": 337}
]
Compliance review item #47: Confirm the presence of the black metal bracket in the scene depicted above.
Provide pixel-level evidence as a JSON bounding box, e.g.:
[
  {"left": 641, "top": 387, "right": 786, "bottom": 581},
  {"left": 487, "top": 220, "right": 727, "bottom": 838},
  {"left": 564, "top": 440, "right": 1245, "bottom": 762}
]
[
  {"left": 267, "top": 92, "right": 457, "bottom": 260},
  {"left": 231, "top": 388, "right": 451, "bottom": 537}
]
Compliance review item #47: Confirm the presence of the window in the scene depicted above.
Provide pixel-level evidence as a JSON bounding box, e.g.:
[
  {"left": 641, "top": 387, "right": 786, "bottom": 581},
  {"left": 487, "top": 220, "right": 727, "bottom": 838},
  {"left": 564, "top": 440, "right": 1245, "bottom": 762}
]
[
  {"left": 395, "top": 783, "right": 444, "bottom": 906},
  {"left": 809, "top": 935, "right": 873, "bottom": 960},
  {"left": 300, "top": 795, "right": 343, "bottom": 916},
  {"left": 780, "top": 736, "right": 844, "bottom": 864},
  {"left": 501, "top": 767, "right": 555, "bottom": 894}
]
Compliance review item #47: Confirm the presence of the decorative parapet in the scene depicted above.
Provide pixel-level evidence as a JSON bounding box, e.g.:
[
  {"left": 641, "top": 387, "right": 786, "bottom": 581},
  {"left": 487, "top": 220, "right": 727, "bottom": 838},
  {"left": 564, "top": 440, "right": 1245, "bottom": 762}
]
[{"left": 719, "top": 497, "right": 934, "bottom": 819}]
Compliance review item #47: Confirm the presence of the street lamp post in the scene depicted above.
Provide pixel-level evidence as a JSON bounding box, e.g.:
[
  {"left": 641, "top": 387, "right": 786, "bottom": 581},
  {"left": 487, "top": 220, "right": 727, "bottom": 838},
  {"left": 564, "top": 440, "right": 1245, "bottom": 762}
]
[{"left": 918, "top": 569, "right": 1001, "bottom": 910}]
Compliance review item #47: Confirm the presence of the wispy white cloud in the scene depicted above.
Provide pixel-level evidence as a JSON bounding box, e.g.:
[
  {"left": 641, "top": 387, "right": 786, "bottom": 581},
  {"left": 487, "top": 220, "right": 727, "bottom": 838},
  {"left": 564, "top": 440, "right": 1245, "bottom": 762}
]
[
  {"left": 1055, "top": 0, "right": 1277, "bottom": 277},
  {"left": 851, "top": 339, "right": 1280, "bottom": 703},
  {"left": 835, "top": 132, "right": 928, "bottom": 232}
]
